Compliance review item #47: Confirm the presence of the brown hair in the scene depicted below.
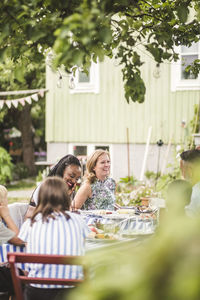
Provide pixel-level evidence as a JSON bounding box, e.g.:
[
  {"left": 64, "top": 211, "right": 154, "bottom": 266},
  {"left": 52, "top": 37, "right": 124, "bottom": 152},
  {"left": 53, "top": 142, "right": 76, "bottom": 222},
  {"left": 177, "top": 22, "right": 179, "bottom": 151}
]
[
  {"left": 84, "top": 149, "right": 110, "bottom": 184},
  {"left": 30, "top": 177, "right": 71, "bottom": 225}
]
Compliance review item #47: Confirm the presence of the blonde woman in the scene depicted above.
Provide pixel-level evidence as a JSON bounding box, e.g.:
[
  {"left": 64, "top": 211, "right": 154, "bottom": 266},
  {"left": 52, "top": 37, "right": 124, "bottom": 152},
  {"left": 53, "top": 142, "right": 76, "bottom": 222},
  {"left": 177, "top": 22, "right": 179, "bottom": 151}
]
[
  {"left": 0, "top": 185, "right": 24, "bottom": 246},
  {"left": 72, "top": 150, "right": 116, "bottom": 210}
]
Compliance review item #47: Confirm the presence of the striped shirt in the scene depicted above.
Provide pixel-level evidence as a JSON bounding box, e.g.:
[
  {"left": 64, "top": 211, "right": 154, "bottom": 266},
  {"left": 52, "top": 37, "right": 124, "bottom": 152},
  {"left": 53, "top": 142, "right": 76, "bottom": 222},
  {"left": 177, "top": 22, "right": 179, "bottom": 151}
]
[{"left": 18, "top": 212, "right": 90, "bottom": 288}]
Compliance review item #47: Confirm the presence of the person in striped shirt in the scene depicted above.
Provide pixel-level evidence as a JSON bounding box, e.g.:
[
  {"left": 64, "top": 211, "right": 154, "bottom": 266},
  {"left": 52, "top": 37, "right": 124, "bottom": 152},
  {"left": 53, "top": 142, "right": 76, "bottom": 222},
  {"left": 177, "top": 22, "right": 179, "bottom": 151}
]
[{"left": 19, "top": 176, "right": 89, "bottom": 300}]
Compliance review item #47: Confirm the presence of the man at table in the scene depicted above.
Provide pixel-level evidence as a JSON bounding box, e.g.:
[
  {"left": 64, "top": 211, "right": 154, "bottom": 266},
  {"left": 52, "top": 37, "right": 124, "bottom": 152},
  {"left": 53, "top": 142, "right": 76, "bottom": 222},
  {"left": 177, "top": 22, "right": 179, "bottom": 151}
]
[
  {"left": 180, "top": 149, "right": 200, "bottom": 216},
  {"left": 0, "top": 185, "right": 25, "bottom": 246}
]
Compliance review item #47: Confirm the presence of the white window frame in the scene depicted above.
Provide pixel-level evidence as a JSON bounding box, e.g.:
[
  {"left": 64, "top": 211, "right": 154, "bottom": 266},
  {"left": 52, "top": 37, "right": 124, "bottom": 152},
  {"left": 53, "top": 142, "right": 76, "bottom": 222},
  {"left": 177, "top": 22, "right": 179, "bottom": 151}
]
[
  {"left": 171, "top": 42, "right": 200, "bottom": 92},
  {"left": 69, "top": 62, "right": 99, "bottom": 94}
]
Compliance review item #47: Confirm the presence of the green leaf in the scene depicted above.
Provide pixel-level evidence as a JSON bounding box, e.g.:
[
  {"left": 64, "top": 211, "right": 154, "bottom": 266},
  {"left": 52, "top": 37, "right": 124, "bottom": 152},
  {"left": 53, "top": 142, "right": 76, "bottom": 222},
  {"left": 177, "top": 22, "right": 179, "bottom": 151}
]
[{"left": 177, "top": 5, "right": 189, "bottom": 23}]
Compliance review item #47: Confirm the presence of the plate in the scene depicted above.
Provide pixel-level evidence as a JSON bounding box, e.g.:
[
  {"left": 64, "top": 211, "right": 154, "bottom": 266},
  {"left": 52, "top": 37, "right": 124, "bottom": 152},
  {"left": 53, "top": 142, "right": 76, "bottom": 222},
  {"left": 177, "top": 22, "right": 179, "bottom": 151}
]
[
  {"left": 86, "top": 237, "right": 119, "bottom": 243},
  {"left": 121, "top": 232, "right": 154, "bottom": 238}
]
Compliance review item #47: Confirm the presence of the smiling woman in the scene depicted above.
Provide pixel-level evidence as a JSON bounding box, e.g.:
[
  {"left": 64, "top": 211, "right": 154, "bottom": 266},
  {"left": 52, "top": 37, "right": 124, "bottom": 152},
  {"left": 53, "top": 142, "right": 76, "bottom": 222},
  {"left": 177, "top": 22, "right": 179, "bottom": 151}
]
[
  {"left": 72, "top": 150, "right": 116, "bottom": 210},
  {"left": 30, "top": 155, "right": 81, "bottom": 206}
]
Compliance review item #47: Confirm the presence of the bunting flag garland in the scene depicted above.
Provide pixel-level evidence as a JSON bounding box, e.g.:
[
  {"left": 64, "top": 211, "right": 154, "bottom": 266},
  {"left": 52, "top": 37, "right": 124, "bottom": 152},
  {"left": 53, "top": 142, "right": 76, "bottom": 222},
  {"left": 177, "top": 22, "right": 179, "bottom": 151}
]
[
  {"left": 31, "top": 93, "right": 39, "bottom": 102},
  {"left": 6, "top": 100, "right": 12, "bottom": 109},
  {"left": 25, "top": 96, "right": 32, "bottom": 104},
  {"left": 0, "top": 89, "right": 48, "bottom": 110}
]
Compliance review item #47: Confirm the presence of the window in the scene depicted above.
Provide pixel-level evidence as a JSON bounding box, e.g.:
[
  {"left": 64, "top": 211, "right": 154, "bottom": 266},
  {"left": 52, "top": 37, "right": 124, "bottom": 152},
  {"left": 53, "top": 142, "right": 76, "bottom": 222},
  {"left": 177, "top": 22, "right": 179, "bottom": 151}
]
[
  {"left": 95, "top": 146, "right": 110, "bottom": 152},
  {"left": 171, "top": 42, "right": 200, "bottom": 91},
  {"left": 73, "top": 146, "right": 87, "bottom": 157},
  {"left": 69, "top": 62, "right": 99, "bottom": 94}
]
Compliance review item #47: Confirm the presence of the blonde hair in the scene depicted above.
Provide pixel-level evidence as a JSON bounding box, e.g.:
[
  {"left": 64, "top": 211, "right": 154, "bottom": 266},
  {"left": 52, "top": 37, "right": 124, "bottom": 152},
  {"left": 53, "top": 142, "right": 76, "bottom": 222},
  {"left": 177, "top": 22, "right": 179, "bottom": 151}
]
[
  {"left": 85, "top": 149, "right": 110, "bottom": 184},
  {"left": 0, "top": 185, "right": 8, "bottom": 205}
]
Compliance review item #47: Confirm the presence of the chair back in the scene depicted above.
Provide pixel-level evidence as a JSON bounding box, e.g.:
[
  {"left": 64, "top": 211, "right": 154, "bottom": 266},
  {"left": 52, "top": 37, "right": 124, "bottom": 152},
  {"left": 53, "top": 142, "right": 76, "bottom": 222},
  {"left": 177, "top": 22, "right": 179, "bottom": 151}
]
[{"left": 7, "top": 252, "right": 85, "bottom": 300}]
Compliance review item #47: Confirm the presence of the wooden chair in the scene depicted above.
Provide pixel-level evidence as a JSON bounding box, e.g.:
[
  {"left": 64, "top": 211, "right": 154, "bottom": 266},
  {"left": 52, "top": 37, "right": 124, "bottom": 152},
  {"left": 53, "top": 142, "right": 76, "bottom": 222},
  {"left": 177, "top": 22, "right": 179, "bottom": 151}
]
[{"left": 7, "top": 252, "right": 86, "bottom": 300}]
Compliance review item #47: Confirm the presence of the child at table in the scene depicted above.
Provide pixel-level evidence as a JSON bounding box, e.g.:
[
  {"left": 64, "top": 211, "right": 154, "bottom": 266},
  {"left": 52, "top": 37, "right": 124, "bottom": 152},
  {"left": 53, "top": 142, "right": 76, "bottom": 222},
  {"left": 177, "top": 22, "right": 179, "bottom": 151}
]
[
  {"left": 18, "top": 176, "right": 89, "bottom": 300},
  {"left": 0, "top": 185, "right": 25, "bottom": 246}
]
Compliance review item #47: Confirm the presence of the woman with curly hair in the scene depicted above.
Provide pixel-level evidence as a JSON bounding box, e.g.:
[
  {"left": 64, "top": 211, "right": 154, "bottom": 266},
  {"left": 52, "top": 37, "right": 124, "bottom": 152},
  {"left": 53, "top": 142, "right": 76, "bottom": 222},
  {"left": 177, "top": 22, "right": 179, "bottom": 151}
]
[{"left": 72, "top": 149, "right": 116, "bottom": 210}]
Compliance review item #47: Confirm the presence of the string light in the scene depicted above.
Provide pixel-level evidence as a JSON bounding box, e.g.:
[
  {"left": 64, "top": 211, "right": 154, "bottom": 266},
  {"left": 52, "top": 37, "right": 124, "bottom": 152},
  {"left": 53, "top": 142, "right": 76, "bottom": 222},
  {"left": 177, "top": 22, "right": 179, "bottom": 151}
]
[
  {"left": 153, "top": 63, "right": 161, "bottom": 78},
  {"left": 69, "top": 76, "right": 75, "bottom": 89},
  {"left": 57, "top": 75, "right": 62, "bottom": 88}
]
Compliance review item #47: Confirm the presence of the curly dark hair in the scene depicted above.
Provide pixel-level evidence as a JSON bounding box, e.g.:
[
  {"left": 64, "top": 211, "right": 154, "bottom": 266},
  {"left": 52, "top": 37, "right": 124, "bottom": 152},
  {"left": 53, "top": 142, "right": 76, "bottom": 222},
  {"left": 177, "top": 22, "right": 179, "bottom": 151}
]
[{"left": 48, "top": 154, "right": 81, "bottom": 178}]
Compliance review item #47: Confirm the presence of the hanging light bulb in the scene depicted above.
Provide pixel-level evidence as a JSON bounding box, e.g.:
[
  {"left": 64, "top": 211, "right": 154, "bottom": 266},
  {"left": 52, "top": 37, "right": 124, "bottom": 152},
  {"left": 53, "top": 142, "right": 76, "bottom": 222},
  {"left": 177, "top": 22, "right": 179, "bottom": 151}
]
[
  {"left": 69, "top": 76, "right": 75, "bottom": 89},
  {"left": 153, "top": 63, "right": 161, "bottom": 78},
  {"left": 57, "top": 75, "right": 62, "bottom": 88}
]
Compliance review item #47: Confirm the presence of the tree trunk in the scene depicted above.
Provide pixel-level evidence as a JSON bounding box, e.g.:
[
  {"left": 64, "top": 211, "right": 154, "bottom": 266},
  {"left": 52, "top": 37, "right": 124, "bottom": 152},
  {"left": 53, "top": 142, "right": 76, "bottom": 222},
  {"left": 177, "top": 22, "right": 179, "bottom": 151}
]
[{"left": 18, "top": 105, "right": 36, "bottom": 176}]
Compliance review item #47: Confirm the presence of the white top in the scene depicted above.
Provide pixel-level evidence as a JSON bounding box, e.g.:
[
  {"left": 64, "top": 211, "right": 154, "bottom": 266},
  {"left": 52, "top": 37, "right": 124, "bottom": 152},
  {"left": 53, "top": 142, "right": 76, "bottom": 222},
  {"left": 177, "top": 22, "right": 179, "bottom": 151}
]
[
  {"left": 0, "top": 221, "right": 15, "bottom": 245},
  {"left": 31, "top": 184, "right": 40, "bottom": 205},
  {"left": 8, "top": 203, "right": 29, "bottom": 229},
  {"left": 19, "top": 212, "right": 90, "bottom": 288}
]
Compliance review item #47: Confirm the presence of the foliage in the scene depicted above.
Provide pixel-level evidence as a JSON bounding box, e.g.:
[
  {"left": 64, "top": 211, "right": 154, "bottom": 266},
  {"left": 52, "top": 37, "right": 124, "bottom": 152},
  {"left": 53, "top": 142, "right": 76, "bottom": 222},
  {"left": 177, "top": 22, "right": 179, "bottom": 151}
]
[
  {"left": 116, "top": 181, "right": 155, "bottom": 206},
  {"left": 69, "top": 216, "right": 200, "bottom": 300},
  {"left": 0, "top": 147, "right": 13, "bottom": 184},
  {"left": 118, "top": 175, "right": 137, "bottom": 185},
  {"left": 12, "top": 162, "right": 29, "bottom": 180},
  {"left": 116, "top": 175, "right": 137, "bottom": 192},
  {"left": 36, "top": 168, "right": 49, "bottom": 183},
  {"left": 53, "top": 0, "right": 200, "bottom": 103},
  {"left": 145, "top": 170, "right": 161, "bottom": 181},
  {"left": 0, "top": 1, "right": 200, "bottom": 103},
  {"left": 155, "top": 146, "right": 182, "bottom": 197},
  {"left": 0, "top": 52, "right": 46, "bottom": 175}
]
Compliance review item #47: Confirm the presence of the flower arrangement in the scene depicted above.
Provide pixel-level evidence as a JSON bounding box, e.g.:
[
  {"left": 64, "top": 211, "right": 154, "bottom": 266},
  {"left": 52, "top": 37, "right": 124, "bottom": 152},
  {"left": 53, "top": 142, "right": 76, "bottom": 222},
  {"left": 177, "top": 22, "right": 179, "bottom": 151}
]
[{"left": 116, "top": 183, "right": 155, "bottom": 207}]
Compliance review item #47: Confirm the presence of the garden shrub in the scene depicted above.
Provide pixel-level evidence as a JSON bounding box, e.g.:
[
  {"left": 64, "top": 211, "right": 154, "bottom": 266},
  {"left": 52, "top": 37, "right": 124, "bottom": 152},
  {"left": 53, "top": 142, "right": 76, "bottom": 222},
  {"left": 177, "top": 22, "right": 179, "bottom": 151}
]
[
  {"left": 0, "top": 147, "right": 13, "bottom": 184},
  {"left": 12, "top": 162, "right": 29, "bottom": 180}
]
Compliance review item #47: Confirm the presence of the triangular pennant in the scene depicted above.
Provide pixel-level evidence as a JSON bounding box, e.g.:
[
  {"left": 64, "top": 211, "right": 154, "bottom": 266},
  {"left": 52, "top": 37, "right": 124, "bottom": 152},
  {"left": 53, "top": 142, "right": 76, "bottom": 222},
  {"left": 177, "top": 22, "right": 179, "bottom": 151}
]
[
  {"left": 25, "top": 96, "right": 32, "bottom": 104},
  {"left": 19, "top": 99, "right": 25, "bottom": 106},
  {"left": 0, "top": 100, "right": 4, "bottom": 109},
  {"left": 6, "top": 100, "right": 12, "bottom": 108},
  {"left": 31, "top": 93, "right": 38, "bottom": 102},
  {"left": 12, "top": 100, "right": 19, "bottom": 108},
  {"left": 39, "top": 90, "right": 44, "bottom": 97}
]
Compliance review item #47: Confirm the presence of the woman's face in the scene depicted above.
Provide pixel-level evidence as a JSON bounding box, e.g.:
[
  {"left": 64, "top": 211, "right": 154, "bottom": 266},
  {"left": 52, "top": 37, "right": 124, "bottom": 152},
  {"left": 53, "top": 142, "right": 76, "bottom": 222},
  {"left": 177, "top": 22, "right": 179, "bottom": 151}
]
[
  {"left": 93, "top": 153, "right": 110, "bottom": 180},
  {"left": 63, "top": 164, "right": 81, "bottom": 194}
]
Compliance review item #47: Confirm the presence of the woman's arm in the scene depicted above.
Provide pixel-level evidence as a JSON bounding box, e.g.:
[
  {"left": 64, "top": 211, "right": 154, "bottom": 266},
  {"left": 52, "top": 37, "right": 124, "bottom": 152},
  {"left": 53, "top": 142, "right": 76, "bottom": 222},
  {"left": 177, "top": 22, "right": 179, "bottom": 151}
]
[
  {"left": 8, "top": 235, "right": 26, "bottom": 247},
  {"left": 0, "top": 206, "right": 19, "bottom": 234},
  {"left": 71, "top": 183, "right": 92, "bottom": 210}
]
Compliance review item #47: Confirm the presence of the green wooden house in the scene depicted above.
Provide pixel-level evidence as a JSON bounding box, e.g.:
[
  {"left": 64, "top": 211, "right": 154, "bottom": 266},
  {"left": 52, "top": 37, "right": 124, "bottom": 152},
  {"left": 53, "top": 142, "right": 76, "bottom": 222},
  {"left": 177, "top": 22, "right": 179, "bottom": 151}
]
[{"left": 45, "top": 43, "right": 200, "bottom": 180}]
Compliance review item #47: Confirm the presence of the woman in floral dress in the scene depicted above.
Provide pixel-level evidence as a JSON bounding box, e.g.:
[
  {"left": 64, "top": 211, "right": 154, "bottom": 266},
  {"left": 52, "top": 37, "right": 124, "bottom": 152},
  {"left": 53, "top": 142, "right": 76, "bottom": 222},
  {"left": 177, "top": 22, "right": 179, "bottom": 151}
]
[{"left": 72, "top": 150, "right": 116, "bottom": 210}]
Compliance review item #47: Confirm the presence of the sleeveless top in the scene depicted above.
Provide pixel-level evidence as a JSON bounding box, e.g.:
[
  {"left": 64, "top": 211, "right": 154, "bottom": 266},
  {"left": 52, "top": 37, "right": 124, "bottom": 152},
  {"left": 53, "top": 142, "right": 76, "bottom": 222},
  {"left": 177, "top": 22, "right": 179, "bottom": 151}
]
[{"left": 82, "top": 177, "right": 116, "bottom": 210}]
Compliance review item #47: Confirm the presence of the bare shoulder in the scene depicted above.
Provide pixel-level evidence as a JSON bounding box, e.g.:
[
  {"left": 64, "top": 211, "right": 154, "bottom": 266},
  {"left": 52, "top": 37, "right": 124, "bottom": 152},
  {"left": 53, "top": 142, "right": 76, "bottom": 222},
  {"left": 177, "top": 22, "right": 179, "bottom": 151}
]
[{"left": 78, "top": 181, "right": 92, "bottom": 196}]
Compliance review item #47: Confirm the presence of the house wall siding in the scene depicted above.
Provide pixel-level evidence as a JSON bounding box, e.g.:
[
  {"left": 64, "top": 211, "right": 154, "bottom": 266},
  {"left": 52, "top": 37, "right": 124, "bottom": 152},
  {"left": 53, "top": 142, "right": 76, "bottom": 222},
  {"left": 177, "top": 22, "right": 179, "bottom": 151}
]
[{"left": 46, "top": 56, "right": 199, "bottom": 146}]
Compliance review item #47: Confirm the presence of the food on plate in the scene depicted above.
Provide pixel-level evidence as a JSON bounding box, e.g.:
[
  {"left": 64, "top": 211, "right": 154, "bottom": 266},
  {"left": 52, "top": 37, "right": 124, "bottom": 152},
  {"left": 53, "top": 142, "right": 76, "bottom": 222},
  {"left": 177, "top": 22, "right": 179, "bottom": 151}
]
[
  {"left": 88, "top": 231, "right": 96, "bottom": 239},
  {"left": 89, "top": 226, "right": 98, "bottom": 234},
  {"left": 96, "top": 233, "right": 105, "bottom": 239}
]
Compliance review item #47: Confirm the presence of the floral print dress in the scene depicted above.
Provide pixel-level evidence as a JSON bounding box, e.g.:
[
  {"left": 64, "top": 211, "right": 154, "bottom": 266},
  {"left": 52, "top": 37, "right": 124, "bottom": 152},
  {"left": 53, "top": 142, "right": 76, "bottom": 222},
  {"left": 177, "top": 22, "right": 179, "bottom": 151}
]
[{"left": 82, "top": 177, "right": 116, "bottom": 210}]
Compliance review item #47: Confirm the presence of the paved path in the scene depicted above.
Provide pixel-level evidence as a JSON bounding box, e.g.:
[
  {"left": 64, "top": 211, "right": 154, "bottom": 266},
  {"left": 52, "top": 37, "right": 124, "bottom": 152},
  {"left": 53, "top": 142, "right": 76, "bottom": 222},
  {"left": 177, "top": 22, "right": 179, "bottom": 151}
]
[{"left": 8, "top": 189, "right": 35, "bottom": 199}]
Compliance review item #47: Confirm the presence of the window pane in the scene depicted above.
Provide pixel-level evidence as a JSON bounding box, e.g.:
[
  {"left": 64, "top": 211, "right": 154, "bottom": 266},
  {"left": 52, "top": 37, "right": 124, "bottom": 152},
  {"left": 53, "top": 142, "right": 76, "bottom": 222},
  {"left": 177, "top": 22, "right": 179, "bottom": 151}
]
[
  {"left": 95, "top": 146, "right": 110, "bottom": 152},
  {"left": 181, "top": 55, "right": 198, "bottom": 79},
  {"left": 78, "top": 71, "right": 90, "bottom": 83},
  {"left": 181, "top": 43, "right": 198, "bottom": 54},
  {"left": 73, "top": 146, "right": 87, "bottom": 156}
]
